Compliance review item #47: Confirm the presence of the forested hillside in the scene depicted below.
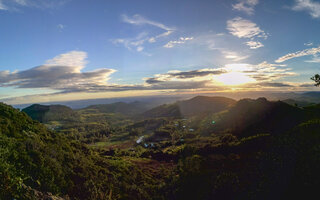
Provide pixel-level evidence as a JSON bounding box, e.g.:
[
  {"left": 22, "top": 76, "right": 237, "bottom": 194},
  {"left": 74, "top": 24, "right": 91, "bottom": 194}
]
[{"left": 2, "top": 96, "right": 320, "bottom": 199}]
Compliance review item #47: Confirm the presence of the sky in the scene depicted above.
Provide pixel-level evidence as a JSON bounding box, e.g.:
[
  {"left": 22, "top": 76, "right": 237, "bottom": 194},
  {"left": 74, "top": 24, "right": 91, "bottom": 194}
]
[{"left": 1, "top": 0, "right": 320, "bottom": 104}]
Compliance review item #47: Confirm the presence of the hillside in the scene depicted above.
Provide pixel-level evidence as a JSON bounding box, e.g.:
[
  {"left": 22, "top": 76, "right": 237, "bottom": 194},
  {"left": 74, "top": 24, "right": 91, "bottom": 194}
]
[
  {"left": 82, "top": 101, "right": 150, "bottom": 116},
  {"left": 0, "top": 102, "right": 173, "bottom": 199},
  {"left": 22, "top": 104, "right": 80, "bottom": 123},
  {"left": 2, "top": 97, "right": 320, "bottom": 199},
  {"left": 143, "top": 96, "right": 236, "bottom": 118},
  {"left": 212, "top": 97, "right": 307, "bottom": 137},
  {"left": 0, "top": 102, "right": 94, "bottom": 199}
]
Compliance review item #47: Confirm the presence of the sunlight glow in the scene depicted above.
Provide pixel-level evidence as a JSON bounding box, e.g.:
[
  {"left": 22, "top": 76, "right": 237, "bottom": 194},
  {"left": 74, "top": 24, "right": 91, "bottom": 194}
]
[{"left": 216, "top": 71, "right": 255, "bottom": 86}]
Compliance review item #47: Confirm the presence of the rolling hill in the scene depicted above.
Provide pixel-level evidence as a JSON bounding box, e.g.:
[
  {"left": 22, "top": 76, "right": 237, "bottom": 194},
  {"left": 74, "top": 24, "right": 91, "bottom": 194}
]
[
  {"left": 142, "top": 96, "right": 236, "bottom": 118},
  {"left": 81, "top": 101, "right": 150, "bottom": 116},
  {"left": 212, "top": 97, "right": 307, "bottom": 137},
  {"left": 22, "top": 104, "right": 80, "bottom": 123}
]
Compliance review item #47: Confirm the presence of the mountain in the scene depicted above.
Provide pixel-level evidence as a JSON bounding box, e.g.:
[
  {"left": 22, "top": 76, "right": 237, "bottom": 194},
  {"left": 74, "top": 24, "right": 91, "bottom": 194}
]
[
  {"left": 142, "top": 96, "right": 236, "bottom": 118},
  {"left": 212, "top": 97, "right": 307, "bottom": 137},
  {"left": 81, "top": 101, "right": 150, "bottom": 116},
  {"left": 22, "top": 104, "right": 80, "bottom": 123},
  {"left": 177, "top": 96, "right": 236, "bottom": 117},
  {"left": 142, "top": 103, "right": 182, "bottom": 118}
]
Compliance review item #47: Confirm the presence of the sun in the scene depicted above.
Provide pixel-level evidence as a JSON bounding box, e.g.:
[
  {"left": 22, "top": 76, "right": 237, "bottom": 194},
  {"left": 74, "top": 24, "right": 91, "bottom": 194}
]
[{"left": 215, "top": 71, "right": 255, "bottom": 86}]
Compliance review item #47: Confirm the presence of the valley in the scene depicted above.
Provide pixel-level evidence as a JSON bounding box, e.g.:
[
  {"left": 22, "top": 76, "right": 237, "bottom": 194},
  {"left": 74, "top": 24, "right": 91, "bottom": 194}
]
[{"left": 1, "top": 95, "right": 318, "bottom": 199}]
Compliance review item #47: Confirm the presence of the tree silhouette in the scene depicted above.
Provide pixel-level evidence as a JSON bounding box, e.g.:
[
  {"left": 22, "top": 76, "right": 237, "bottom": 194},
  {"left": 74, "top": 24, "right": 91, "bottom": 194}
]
[{"left": 311, "top": 74, "right": 320, "bottom": 86}]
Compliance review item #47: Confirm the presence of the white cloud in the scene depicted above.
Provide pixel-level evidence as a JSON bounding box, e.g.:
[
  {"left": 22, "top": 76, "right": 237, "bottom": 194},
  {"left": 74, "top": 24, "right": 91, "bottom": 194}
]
[
  {"left": 245, "top": 41, "right": 264, "bottom": 49},
  {"left": 163, "top": 37, "right": 193, "bottom": 48},
  {"left": 227, "top": 17, "right": 267, "bottom": 39},
  {"left": 292, "top": 0, "right": 320, "bottom": 18},
  {"left": 45, "top": 51, "right": 88, "bottom": 68},
  {"left": 232, "top": 0, "right": 259, "bottom": 15},
  {"left": 275, "top": 46, "right": 320, "bottom": 63},
  {"left": 226, "top": 17, "right": 267, "bottom": 50}
]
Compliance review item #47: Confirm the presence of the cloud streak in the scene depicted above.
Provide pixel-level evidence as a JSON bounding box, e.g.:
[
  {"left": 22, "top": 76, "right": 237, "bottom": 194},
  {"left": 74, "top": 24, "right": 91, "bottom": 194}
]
[
  {"left": 275, "top": 46, "right": 320, "bottom": 63},
  {"left": 0, "top": 0, "right": 68, "bottom": 11},
  {"left": 113, "top": 14, "right": 175, "bottom": 53},
  {"left": 163, "top": 37, "right": 193, "bottom": 48},
  {"left": 121, "top": 14, "right": 173, "bottom": 32}
]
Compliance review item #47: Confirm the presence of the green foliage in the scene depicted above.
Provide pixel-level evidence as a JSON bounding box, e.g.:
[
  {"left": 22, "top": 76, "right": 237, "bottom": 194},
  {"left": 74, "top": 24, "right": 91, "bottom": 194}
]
[
  {"left": 311, "top": 74, "right": 320, "bottom": 86},
  {"left": 3, "top": 97, "right": 320, "bottom": 199},
  {"left": 22, "top": 104, "right": 80, "bottom": 123},
  {"left": 0, "top": 103, "right": 170, "bottom": 199}
]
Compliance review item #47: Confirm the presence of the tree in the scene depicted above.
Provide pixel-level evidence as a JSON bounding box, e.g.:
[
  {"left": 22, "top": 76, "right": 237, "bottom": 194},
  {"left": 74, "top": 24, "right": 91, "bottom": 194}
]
[{"left": 311, "top": 74, "right": 320, "bottom": 86}]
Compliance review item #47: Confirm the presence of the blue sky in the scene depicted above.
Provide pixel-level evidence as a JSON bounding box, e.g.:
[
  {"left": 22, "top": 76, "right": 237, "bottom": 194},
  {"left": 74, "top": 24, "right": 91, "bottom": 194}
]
[{"left": 1, "top": 0, "right": 320, "bottom": 104}]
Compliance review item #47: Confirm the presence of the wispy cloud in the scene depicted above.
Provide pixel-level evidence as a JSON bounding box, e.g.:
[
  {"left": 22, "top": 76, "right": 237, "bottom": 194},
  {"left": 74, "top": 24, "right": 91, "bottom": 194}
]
[
  {"left": 222, "top": 51, "right": 250, "bottom": 61},
  {"left": 305, "top": 55, "right": 320, "bottom": 63},
  {"left": 292, "top": 0, "right": 320, "bottom": 18},
  {"left": 232, "top": 0, "right": 259, "bottom": 15},
  {"left": 304, "top": 42, "right": 314, "bottom": 46},
  {"left": 163, "top": 37, "right": 193, "bottom": 48},
  {"left": 113, "top": 14, "right": 175, "bottom": 53},
  {"left": 57, "top": 24, "right": 66, "bottom": 32},
  {"left": 121, "top": 14, "right": 173, "bottom": 32},
  {"left": 275, "top": 46, "right": 320, "bottom": 63},
  {"left": 0, "top": 0, "right": 68, "bottom": 11},
  {"left": 242, "top": 62, "right": 296, "bottom": 82},
  {"left": 0, "top": 1, "right": 7, "bottom": 10},
  {"left": 245, "top": 41, "right": 264, "bottom": 49},
  {"left": 112, "top": 32, "right": 149, "bottom": 52},
  {"left": 226, "top": 17, "right": 267, "bottom": 49},
  {"left": 227, "top": 17, "right": 267, "bottom": 39}
]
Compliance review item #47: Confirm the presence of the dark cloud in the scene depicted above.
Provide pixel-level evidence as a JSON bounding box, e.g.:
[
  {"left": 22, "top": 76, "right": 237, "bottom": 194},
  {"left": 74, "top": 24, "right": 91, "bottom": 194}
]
[
  {"left": 299, "top": 83, "right": 314, "bottom": 87},
  {"left": 167, "top": 69, "right": 226, "bottom": 79},
  {"left": 258, "top": 82, "right": 293, "bottom": 87},
  {"left": 144, "top": 68, "right": 226, "bottom": 84},
  {"left": 145, "top": 78, "right": 164, "bottom": 84}
]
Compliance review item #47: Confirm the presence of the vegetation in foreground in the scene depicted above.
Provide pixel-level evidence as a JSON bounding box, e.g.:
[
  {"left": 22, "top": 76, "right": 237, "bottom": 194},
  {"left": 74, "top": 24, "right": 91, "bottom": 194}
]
[{"left": 1, "top": 96, "right": 320, "bottom": 199}]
